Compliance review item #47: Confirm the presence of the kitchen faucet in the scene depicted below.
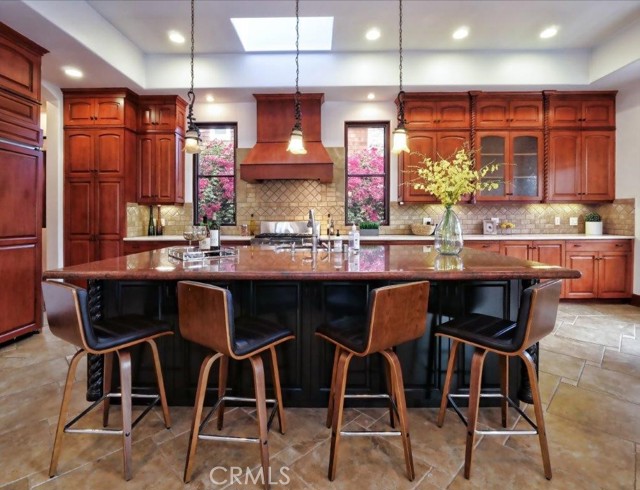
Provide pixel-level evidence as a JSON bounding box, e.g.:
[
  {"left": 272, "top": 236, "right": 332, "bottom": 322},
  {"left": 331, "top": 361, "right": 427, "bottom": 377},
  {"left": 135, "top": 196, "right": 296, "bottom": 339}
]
[{"left": 307, "top": 209, "right": 318, "bottom": 254}]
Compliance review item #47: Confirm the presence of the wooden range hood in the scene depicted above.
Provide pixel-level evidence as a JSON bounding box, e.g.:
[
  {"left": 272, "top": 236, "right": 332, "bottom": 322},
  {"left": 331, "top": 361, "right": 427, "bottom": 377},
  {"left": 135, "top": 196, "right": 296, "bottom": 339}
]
[{"left": 240, "top": 93, "right": 333, "bottom": 183}]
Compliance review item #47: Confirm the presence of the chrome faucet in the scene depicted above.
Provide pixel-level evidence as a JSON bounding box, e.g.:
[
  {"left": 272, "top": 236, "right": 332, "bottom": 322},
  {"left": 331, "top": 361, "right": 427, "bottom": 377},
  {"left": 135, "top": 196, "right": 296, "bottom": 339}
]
[{"left": 307, "top": 209, "right": 318, "bottom": 254}]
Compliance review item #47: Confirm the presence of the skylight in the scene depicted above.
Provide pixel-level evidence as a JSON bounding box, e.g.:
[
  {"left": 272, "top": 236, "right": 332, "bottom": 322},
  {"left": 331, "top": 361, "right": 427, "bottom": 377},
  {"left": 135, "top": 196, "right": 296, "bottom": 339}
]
[{"left": 231, "top": 17, "right": 333, "bottom": 51}]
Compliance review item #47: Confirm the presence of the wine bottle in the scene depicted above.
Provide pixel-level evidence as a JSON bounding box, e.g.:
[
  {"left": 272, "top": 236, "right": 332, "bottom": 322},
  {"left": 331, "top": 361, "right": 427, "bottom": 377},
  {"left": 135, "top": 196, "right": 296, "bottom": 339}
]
[
  {"left": 249, "top": 213, "right": 257, "bottom": 236},
  {"left": 147, "top": 205, "right": 155, "bottom": 236},
  {"left": 199, "top": 216, "right": 210, "bottom": 250},
  {"left": 155, "top": 205, "right": 163, "bottom": 235},
  {"left": 210, "top": 212, "right": 221, "bottom": 251}
]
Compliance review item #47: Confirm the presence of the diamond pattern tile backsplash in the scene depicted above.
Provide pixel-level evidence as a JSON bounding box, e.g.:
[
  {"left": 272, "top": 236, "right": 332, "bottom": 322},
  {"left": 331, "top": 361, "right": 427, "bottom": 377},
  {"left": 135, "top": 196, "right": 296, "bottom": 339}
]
[{"left": 127, "top": 147, "right": 635, "bottom": 237}]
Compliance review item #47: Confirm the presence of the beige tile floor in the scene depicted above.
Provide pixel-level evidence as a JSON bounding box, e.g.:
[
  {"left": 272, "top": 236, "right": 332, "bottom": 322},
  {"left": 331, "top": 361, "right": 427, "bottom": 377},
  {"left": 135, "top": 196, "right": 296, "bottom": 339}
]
[{"left": 1, "top": 302, "right": 639, "bottom": 489}]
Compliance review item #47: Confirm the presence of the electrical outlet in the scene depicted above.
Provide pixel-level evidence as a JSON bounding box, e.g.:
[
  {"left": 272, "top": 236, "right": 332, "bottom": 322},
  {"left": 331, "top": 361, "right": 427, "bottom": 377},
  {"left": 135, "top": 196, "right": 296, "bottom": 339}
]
[
  {"left": 554, "top": 216, "right": 561, "bottom": 226},
  {"left": 422, "top": 217, "right": 432, "bottom": 225},
  {"left": 570, "top": 216, "right": 578, "bottom": 226}
]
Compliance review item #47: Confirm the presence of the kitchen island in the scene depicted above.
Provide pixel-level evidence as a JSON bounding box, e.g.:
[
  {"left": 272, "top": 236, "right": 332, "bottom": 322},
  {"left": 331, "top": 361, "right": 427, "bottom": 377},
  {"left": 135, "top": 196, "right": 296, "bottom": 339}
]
[{"left": 43, "top": 244, "right": 580, "bottom": 407}]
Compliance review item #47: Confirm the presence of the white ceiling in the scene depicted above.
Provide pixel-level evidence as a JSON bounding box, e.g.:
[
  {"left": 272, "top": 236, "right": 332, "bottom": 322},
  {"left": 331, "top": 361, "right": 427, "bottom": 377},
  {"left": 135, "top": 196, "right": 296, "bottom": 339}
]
[{"left": 2, "top": 0, "right": 640, "bottom": 102}]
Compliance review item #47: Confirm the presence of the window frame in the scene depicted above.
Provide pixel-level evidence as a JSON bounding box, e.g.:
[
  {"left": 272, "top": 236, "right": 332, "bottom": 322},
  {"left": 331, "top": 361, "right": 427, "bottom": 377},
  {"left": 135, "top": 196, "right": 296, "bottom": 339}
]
[
  {"left": 192, "top": 122, "right": 238, "bottom": 225},
  {"left": 344, "top": 121, "right": 390, "bottom": 226}
]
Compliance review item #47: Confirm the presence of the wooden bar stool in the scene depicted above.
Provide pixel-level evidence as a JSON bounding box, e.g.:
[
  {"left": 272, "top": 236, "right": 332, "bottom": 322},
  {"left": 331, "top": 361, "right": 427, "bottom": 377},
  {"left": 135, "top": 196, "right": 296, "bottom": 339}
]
[
  {"left": 177, "top": 281, "right": 295, "bottom": 488},
  {"left": 316, "top": 281, "right": 430, "bottom": 482},
  {"left": 42, "top": 280, "right": 172, "bottom": 481},
  {"left": 435, "top": 279, "right": 562, "bottom": 480}
]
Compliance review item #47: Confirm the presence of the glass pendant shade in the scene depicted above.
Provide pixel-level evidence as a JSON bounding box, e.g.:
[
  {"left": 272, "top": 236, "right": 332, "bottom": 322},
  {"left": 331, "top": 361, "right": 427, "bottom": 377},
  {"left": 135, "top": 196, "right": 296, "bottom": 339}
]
[
  {"left": 391, "top": 127, "right": 410, "bottom": 154},
  {"left": 287, "top": 128, "right": 307, "bottom": 154},
  {"left": 184, "top": 128, "right": 201, "bottom": 154}
]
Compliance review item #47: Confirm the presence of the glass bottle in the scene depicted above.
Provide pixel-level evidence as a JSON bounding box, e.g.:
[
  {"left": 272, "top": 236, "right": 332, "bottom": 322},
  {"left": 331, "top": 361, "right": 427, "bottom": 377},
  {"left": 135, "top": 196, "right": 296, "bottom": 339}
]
[
  {"left": 147, "top": 205, "right": 155, "bottom": 236},
  {"left": 434, "top": 205, "right": 464, "bottom": 255},
  {"left": 155, "top": 205, "right": 163, "bottom": 235},
  {"left": 249, "top": 213, "right": 257, "bottom": 236},
  {"left": 199, "top": 216, "right": 210, "bottom": 250},
  {"left": 210, "top": 212, "right": 221, "bottom": 251}
]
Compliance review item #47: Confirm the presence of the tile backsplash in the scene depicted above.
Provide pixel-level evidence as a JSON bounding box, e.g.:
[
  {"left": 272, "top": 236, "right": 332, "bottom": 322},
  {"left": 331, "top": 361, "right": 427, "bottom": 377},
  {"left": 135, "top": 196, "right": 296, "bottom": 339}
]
[{"left": 127, "top": 147, "right": 635, "bottom": 237}]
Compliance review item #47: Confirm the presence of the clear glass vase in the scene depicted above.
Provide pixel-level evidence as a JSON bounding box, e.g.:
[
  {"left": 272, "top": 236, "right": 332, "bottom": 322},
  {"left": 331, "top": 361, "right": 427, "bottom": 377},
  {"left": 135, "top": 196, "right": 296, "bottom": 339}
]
[{"left": 435, "top": 205, "right": 463, "bottom": 255}]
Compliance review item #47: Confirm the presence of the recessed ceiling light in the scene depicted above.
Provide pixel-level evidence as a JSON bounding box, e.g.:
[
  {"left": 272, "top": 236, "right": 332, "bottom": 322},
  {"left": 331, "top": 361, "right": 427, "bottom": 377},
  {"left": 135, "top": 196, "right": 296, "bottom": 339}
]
[
  {"left": 231, "top": 17, "right": 333, "bottom": 51},
  {"left": 540, "top": 26, "right": 558, "bottom": 39},
  {"left": 63, "top": 67, "right": 83, "bottom": 78},
  {"left": 367, "top": 93, "right": 376, "bottom": 100},
  {"left": 168, "top": 30, "right": 185, "bottom": 44},
  {"left": 206, "top": 94, "right": 215, "bottom": 103},
  {"left": 365, "top": 28, "right": 381, "bottom": 41},
  {"left": 452, "top": 26, "right": 469, "bottom": 40}
]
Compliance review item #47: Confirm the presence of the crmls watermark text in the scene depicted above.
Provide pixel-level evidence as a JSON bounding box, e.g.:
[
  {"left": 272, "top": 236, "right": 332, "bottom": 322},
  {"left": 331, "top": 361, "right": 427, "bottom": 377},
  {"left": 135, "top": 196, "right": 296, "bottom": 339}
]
[{"left": 210, "top": 466, "right": 291, "bottom": 486}]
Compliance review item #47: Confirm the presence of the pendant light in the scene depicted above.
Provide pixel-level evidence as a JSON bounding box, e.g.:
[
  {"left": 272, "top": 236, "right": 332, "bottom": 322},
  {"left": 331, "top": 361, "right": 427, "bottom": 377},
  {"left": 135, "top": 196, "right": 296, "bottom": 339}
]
[
  {"left": 184, "top": 0, "right": 201, "bottom": 154},
  {"left": 287, "top": 0, "right": 307, "bottom": 155},
  {"left": 391, "top": 0, "right": 410, "bottom": 154}
]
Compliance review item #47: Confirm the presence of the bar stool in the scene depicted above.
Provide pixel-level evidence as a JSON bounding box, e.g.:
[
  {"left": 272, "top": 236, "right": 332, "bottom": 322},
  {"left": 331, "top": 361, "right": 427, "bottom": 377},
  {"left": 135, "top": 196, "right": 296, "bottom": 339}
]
[
  {"left": 316, "top": 281, "right": 430, "bottom": 482},
  {"left": 42, "top": 280, "right": 172, "bottom": 481},
  {"left": 177, "top": 281, "right": 295, "bottom": 487},
  {"left": 435, "top": 279, "right": 562, "bottom": 480}
]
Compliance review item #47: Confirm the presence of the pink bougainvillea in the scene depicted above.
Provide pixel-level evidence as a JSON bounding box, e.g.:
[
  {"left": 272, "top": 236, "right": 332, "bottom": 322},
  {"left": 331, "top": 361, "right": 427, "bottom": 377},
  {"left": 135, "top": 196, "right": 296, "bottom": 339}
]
[
  {"left": 196, "top": 137, "right": 236, "bottom": 223},
  {"left": 346, "top": 145, "right": 386, "bottom": 224}
]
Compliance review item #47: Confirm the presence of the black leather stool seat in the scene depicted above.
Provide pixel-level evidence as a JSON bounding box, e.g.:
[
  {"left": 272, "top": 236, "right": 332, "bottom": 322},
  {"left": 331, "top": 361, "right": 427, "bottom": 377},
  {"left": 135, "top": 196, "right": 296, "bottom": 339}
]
[
  {"left": 91, "top": 315, "right": 172, "bottom": 351},
  {"left": 435, "top": 313, "right": 518, "bottom": 353},
  {"left": 233, "top": 316, "right": 294, "bottom": 356},
  {"left": 315, "top": 315, "right": 367, "bottom": 354}
]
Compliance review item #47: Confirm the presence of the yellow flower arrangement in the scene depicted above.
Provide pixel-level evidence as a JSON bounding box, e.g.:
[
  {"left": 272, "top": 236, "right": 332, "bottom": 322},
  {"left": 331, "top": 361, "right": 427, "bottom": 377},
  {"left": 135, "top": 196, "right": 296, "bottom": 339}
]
[{"left": 410, "top": 148, "right": 500, "bottom": 207}]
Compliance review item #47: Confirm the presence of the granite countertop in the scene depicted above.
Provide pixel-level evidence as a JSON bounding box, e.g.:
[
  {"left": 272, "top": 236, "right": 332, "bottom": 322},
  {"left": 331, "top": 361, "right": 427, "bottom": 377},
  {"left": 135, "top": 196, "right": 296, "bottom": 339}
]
[
  {"left": 123, "top": 234, "right": 634, "bottom": 242},
  {"left": 43, "top": 244, "right": 581, "bottom": 282}
]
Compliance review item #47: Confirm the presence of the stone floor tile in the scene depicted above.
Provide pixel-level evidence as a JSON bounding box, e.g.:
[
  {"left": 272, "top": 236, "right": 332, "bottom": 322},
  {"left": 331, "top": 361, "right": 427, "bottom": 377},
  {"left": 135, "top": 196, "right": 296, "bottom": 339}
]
[
  {"left": 540, "top": 334, "right": 605, "bottom": 363},
  {"left": 538, "top": 371, "right": 561, "bottom": 405},
  {"left": 548, "top": 383, "right": 640, "bottom": 443},
  {"left": 556, "top": 316, "right": 634, "bottom": 348},
  {"left": 578, "top": 363, "right": 640, "bottom": 404},
  {"left": 506, "top": 410, "right": 635, "bottom": 490},
  {"left": 538, "top": 349, "right": 585, "bottom": 381},
  {"left": 0, "top": 420, "right": 52, "bottom": 487},
  {"left": 0, "top": 479, "right": 29, "bottom": 490},
  {"left": 0, "top": 357, "right": 69, "bottom": 398},
  {"left": 621, "top": 336, "right": 640, "bottom": 357},
  {"left": 605, "top": 348, "right": 640, "bottom": 378}
]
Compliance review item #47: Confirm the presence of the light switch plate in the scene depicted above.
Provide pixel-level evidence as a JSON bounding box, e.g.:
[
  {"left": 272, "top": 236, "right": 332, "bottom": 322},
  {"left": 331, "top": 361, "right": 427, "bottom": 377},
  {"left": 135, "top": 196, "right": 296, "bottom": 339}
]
[
  {"left": 422, "top": 217, "right": 432, "bottom": 225},
  {"left": 570, "top": 217, "right": 578, "bottom": 226},
  {"left": 555, "top": 216, "right": 561, "bottom": 225}
]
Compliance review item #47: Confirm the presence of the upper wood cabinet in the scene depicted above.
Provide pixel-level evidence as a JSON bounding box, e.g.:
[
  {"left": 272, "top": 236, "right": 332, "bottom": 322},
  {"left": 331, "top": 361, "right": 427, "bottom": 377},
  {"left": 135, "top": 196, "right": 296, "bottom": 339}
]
[
  {"left": 138, "top": 96, "right": 187, "bottom": 134},
  {"left": 0, "top": 24, "right": 47, "bottom": 103},
  {"left": 65, "top": 129, "right": 128, "bottom": 177},
  {"left": 398, "top": 130, "right": 470, "bottom": 203},
  {"left": 138, "top": 133, "right": 185, "bottom": 204},
  {"left": 476, "top": 131, "right": 543, "bottom": 201},
  {"left": 474, "top": 93, "right": 543, "bottom": 129},
  {"left": 401, "top": 93, "right": 470, "bottom": 129},
  {"left": 548, "top": 130, "right": 615, "bottom": 202},
  {"left": 62, "top": 89, "right": 137, "bottom": 128},
  {"left": 546, "top": 92, "right": 616, "bottom": 129}
]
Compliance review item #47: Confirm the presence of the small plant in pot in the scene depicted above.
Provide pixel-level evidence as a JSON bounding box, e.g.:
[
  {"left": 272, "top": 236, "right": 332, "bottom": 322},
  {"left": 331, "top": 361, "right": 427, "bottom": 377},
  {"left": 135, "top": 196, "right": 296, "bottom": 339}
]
[
  {"left": 359, "top": 221, "right": 380, "bottom": 236},
  {"left": 584, "top": 211, "right": 603, "bottom": 235}
]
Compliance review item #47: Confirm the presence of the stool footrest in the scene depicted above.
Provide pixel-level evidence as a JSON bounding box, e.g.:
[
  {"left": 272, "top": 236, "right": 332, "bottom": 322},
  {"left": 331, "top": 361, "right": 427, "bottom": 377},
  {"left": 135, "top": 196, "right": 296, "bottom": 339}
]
[
  {"left": 198, "top": 395, "right": 279, "bottom": 437},
  {"left": 64, "top": 391, "right": 160, "bottom": 435},
  {"left": 447, "top": 392, "right": 539, "bottom": 435},
  {"left": 341, "top": 430, "right": 402, "bottom": 437}
]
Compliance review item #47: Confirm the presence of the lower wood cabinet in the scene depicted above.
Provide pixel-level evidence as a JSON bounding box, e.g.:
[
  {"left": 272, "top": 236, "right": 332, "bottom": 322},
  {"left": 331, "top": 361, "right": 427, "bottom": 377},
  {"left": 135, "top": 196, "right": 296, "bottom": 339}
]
[
  {"left": 565, "top": 240, "right": 632, "bottom": 299},
  {"left": 499, "top": 240, "right": 564, "bottom": 266},
  {"left": 465, "top": 241, "right": 500, "bottom": 253}
]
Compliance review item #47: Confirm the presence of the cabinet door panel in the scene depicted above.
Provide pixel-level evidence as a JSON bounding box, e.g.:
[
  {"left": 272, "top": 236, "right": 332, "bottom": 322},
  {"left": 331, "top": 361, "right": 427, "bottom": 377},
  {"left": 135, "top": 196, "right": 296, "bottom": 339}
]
[
  {"left": 156, "top": 134, "right": 175, "bottom": 201},
  {"left": 534, "top": 242, "right": 563, "bottom": 267},
  {"left": 511, "top": 132, "right": 542, "bottom": 200},
  {"left": 438, "top": 101, "right": 469, "bottom": 128},
  {"left": 500, "top": 242, "right": 530, "bottom": 261},
  {"left": 95, "top": 180, "right": 123, "bottom": 237},
  {"left": 477, "top": 133, "right": 507, "bottom": 199},
  {"left": 510, "top": 100, "right": 543, "bottom": 127},
  {"left": 64, "top": 99, "right": 95, "bottom": 126},
  {"left": 0, "top": 244, "right": 37, "bottom": 335},
  {"left": 583, "top": 131, "right": 614, "bottom": 200},
  {"left": 598, "top": 253, "right": 630, "bottom": 298},
  {"left": 65, "top": 180, "right": 93, "bottom": 236},
  {"left": 138, "top": 135, "right": 155, "bottom": 200},
  {"left": 155, "top": 105, "right": 177, "bottom": 130},
  {"left": 65, "top": 239, "right": 93, "bottom": 267},
  {"left": 583, "top": 100, "right": 615, "bottom": 128},
  {"left": 548, "top": 131, "right": 581, "bottom": 201},
  {"left": 95, "top": 130, "right": 124, "bottom": 174},
  {"left": 564, "top": 252, "right": 597, "bottom": 298},
  {"left": 405, "top": 103, "right": 437, "bottom": 128},
  {"left": 548, "top": 100, "right": 582, "bottom": 127},
  {"left": 0, "top": 144, "right": 40, "bottom": 238},
  {"left": 65, "top": 131, "right": 93, "bottom": 175},
  {"left": 94, "top": 97, "right": 125, "bottom": 125},
  {"left": 476, "top": 100, "right": 508, "bottom": 128},
  {"left": 97, "top": 238, "right": 121, "bottom": 261},
  {"left": 400, "top": 132, "right": 437, "bottom": 201}
]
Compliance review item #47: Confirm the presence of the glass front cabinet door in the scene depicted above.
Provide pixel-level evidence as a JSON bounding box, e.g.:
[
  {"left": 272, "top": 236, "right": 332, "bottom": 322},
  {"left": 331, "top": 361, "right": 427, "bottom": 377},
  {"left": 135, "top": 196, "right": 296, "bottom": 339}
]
[{"left": 476, "top": 131, "right": 543, "bottom": 201}]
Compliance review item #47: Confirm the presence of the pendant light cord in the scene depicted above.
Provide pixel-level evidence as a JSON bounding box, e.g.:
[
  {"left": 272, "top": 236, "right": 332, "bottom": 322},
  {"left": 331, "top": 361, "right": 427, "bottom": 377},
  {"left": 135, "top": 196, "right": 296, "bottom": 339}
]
[
  {"left": 397, "top": 0, "right": 406, "bottom": 126},
  {"left": 293, "top": 0, "right": 302, "bottom": 130},
  {"left": 187, "top": 0, "right": 196, "bottom": 125}
]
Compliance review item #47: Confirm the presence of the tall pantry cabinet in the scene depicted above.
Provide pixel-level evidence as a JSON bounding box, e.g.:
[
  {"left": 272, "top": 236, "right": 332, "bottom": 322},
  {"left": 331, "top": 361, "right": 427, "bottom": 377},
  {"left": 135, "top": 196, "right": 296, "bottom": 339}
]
[
  {"left": 0, "top": 23, "right": 48, "bottom": 342},
  {"left": 62, "top": 89, "right": 137, "bottom": 266}
]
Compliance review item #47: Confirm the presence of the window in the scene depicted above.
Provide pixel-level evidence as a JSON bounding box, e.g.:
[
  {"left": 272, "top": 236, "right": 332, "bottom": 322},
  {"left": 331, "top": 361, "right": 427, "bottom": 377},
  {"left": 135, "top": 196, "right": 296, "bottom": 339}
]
[
  {"left": 345, "top": 122, "right": 389, "bottom": 225},
  {"left": 193, "top": 123, "right": 237, "bottom": 225}
]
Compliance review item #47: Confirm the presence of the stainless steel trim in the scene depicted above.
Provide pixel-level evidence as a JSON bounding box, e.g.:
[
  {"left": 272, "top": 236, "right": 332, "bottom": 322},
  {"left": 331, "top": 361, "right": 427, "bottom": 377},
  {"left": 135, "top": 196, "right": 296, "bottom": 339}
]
[
  {"left": 0, "top": 136, "right": 41, "bottom": 151},
  {"left": 341, "top": 430, "right": 402, "bottom": 437}
]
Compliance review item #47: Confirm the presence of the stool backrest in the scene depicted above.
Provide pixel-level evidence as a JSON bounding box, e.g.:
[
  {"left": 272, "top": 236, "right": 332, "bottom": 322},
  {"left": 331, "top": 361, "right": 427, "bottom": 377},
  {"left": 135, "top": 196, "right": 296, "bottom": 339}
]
[
  {"left": 365, "top": 281, "right": 430, "bottom": 354},
  {"left": 516, "top": 279, "right": 562, "bottom": 351},
  {"left": 42, "top": 281, "right": 97, "bottom": 351},
  {"left": 177, "top": 281, "right": 234, "bottom": 357}
]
